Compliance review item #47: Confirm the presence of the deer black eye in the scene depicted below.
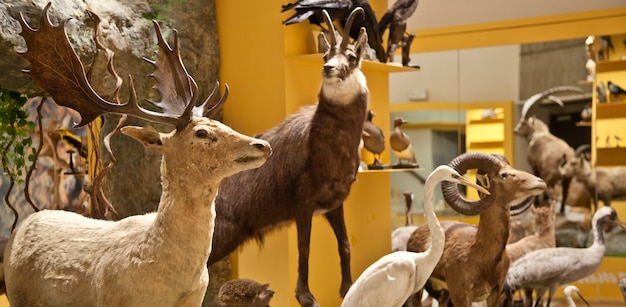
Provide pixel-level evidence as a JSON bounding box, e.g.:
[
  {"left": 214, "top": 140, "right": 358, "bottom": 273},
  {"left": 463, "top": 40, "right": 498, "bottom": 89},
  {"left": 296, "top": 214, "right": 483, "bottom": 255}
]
[
  {"left": 196, "top": 129, "right": 209, "bottom": 139},
  {"left": 349, "top": 55, "right": 357, "bottom": 63},
  {"left": 501, "top": 172, "right": 509, "bottom": 178}
]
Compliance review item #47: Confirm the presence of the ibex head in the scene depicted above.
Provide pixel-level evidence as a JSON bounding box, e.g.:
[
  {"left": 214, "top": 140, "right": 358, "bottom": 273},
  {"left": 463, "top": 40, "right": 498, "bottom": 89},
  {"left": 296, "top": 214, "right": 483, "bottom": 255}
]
[
  {"left": 558, "top": 144, "right": 591, "bottom": 179},
  {"left": 514, "top": 86, "right": 583, "bottom": 137},
  {"left": 441, "top": 152, "right": 546, "bottom": 216}
]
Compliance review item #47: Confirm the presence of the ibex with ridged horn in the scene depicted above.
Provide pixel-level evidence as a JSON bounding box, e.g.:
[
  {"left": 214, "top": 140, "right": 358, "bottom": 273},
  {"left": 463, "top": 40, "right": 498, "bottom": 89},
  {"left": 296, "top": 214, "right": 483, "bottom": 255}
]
[
  {"left": 406, "top": 152, "right": 546, "bottom": 306},
  {"left": 514, "top": 86, "right": 582, "bottom": 213},
  {"left": 3, "top": 4, "right": 271, "bottom": 306},
  {"left": 210, "top": 8, "right": 369, "bottom": 307}
]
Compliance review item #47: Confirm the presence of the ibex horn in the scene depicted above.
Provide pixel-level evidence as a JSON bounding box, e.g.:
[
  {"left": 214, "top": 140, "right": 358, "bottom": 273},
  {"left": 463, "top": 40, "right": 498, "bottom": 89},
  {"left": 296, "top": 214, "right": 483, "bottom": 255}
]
[
  {"left": 520, "top": 86, "right": 584, "bottom": 120},
  {"left": 321, "top": 10, "right": 337, "bottom": 50},
  {"left": 574, "top": 144, "right": 592, "bottom": 157}
]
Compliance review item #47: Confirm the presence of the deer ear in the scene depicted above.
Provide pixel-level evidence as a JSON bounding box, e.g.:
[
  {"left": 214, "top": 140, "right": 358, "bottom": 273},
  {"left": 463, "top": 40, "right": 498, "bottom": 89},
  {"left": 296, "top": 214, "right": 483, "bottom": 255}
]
[
  {"left": 121, "top": 126, "right": 164, "bottom": 149},
  {"left": 318, "top": 32, "right": 331, "bottom": 54},
  {"left": 354, "top": 27, "right": 368, "bottom": 59}
]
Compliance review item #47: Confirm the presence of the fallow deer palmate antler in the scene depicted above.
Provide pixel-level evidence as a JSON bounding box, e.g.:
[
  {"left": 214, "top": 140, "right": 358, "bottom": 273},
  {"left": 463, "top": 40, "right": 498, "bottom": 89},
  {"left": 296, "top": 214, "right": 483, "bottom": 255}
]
[{"left": 18, "top": 2, "right": 226, "bottom": 131}]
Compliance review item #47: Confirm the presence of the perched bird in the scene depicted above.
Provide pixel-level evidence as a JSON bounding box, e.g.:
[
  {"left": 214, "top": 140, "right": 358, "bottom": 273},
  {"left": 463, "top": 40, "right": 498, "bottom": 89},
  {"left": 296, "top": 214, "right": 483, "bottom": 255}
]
[
  {"left": 340, "top": 165, "right": 490, "bottom": 307},
  {"left": 563, "top": 285, "right": 590, "bottom": 307},
  {"left": 608, "top": 80, "right": 626, "bottom": 101},
  {"left": 217, "top": 279, "right": 274, "bottom": 307},
  {"left": 281, "top": 0, "right": 387, "bottom": 62},
  {"left": 615, "top": 135, "right": 622, "bottom": 147},
  {"left": 362, "top": 110, "right": 385, "bottom": 168},
  {"left": 504, "top": 206, "right": 626, "bottom": 307},
  {"left": 58, "top": 128, "right": 88, "bottom": 160},
  {"left": 598, "top": 35, "right": 614, "bottom": 60},
  {"left": 596, "top": 81, "right": 607, "bottom": 103},
  {"left": 378, "top": 0, "right": 418, "bottom": 65},
  {"left": 390, "top": 117, "right": 418, "bottom": 168},
  {"left": 580, "top": 102, "right": 592, "bottom": 122}
]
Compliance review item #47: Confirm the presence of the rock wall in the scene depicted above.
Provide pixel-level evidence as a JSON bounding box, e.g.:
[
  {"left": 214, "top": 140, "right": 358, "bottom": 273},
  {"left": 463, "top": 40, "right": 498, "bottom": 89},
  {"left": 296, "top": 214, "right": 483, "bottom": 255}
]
[{"left": 1, "top": 1, "right": 229, "bottom": 305}]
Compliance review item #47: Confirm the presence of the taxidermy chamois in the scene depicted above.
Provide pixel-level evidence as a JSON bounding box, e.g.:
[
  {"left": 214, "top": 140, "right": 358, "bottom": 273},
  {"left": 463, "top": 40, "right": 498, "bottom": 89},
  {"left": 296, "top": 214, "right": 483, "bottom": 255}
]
[
  {"left": 210, "top": 8, "right": 369, "bottom": 307},
  {"left": 3, "top": 5, "right": 271, "bottom": 306}
]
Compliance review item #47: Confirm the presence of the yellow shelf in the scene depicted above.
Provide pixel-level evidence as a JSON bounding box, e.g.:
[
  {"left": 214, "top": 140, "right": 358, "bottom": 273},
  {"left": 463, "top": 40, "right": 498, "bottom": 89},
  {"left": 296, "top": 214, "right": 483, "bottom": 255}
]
[
  {"left": 288, "top": 54, "right": 420, "bottom": 73},
  {"left": 597, "top": 147, "right": 626, "bottom": 165},
  {"left": 596, "top": 101, "right": 626, "bottom": 119},
  {"left": 359, "top": 168, "right": 424, "bottom": 173},
  {"left": 468, "top": 118, "right": 504, "bottom": 124},
  {"left": 597, "top": 60, "right": 626, "bottom": 73}
]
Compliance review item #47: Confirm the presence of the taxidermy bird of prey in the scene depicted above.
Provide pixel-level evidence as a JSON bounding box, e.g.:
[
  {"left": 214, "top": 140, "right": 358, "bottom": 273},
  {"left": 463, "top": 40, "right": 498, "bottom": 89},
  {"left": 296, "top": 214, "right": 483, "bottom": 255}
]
[
  {"left": 378, "top": 0, "right": 418, "bottom": 64},
  {"left": 281, "top": 0, "right": 387, "bottom": 63}
]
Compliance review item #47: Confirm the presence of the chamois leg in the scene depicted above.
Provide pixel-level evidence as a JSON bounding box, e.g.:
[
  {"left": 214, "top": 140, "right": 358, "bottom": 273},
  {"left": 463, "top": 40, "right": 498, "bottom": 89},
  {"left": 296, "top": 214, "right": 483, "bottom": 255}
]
[
  {"left": 324, "top": 206, "right": 352, "bottom": 297},
  {"left": 295, "top": 210, "right": 318, "bottom": 307}
]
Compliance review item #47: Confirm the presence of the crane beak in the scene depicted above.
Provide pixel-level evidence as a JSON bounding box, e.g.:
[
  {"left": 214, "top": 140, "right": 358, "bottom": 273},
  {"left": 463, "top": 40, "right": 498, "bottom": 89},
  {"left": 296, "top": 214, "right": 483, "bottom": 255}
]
[
  {"left": 574, "top": 288, "right": 590, "bottom": 307},
  {"left": 453, "top": 174, "right": 491, "bottom": 196},
  {"left": 616, "top": 216, "right": 626, "bottom": 231}
]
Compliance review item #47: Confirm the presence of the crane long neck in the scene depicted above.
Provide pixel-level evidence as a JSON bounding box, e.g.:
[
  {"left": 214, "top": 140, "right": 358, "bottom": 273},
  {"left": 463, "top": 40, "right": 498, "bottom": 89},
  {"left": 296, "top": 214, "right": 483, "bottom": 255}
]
[
  {"left": 422, "top": 180, "right": 445, "bottom": 260},
  {"left": 591, "top": 217, "right": 606, "bottom": 247}
]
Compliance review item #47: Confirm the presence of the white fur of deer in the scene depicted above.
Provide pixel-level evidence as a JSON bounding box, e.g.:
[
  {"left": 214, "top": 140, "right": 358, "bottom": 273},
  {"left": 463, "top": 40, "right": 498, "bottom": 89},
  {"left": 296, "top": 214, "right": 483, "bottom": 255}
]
[
  {"left": 506, "top": 201, "right": 556, "bottom": 263},
  {"left": 504, "top": 206, "right": 626, "bottom": 307},
  {"left": 559, "top": 154, "right": 626, "bottom": 208},
  {"left": 4, "top": 119, "right": 271, "bottom": 306},
  {"left": 341, "top": 166, "right": 490, "bottom": 307}
]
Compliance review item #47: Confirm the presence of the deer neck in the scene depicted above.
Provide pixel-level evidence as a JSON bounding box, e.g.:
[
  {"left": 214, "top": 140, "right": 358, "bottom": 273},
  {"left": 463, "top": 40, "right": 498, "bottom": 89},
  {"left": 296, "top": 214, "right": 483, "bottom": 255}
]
[{"left": 151, "top": 157, "right": 220, "bottom": 258}]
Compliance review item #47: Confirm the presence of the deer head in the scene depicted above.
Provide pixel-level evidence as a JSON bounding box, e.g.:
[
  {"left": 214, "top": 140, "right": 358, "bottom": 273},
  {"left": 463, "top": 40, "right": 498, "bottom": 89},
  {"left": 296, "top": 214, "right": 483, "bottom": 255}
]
[
  {"left": 17, "top": 3, "right": 272, "bottom": 181},
  {"left": 317, "top": 8, "right": 368, "bottom": 104}
]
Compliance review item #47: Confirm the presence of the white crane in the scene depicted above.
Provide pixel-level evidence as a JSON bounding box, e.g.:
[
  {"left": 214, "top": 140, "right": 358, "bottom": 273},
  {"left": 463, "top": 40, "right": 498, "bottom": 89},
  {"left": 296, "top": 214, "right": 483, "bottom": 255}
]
[
  {"left": 563, "top": 285, "right": 590, "bottom": 307},
  {"left": 504, "top": 206, "right": 626, "bottom": 307},
  {"left": 340, "top": 165, "right": 490, "bottom": 307}
]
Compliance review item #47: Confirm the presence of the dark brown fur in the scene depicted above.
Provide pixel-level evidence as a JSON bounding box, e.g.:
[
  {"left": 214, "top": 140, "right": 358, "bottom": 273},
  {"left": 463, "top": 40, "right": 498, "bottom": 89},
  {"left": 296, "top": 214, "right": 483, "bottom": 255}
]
[{"left": 210, "top": 93, "right": 368, "bottom": 305}]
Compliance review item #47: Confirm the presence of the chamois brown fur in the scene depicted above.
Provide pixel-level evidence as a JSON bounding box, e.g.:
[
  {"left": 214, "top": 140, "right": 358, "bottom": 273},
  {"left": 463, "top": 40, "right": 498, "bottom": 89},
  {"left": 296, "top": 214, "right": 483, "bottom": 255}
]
[{"left": 210, "top": 8, "right": 370, "bottom": 307}]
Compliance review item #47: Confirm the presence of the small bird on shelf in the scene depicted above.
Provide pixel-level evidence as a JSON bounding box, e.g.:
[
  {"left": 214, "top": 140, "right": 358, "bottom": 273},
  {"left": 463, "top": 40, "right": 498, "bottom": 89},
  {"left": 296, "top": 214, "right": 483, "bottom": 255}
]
[
  {"left": 390, "top": 117, "right": 419, "bottom": 168},
  {"left": 58, "top": 128, "right": 88, "bottom": 161},
  {"left": 362, "top": 110, "right": 386, "bottom": 169},
  {"left": 596, "top": 82, "right": 607, "bottom": 103},
  {"left": 608, "top": 80, "right": 626, "bottom": 102}
]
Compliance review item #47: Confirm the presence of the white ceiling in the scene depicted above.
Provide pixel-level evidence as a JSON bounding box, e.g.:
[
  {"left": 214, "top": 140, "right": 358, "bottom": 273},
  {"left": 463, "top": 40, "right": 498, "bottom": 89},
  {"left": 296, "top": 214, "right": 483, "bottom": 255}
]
[{"left": 399, "top": 0, "right": 626, "bottom": 30}]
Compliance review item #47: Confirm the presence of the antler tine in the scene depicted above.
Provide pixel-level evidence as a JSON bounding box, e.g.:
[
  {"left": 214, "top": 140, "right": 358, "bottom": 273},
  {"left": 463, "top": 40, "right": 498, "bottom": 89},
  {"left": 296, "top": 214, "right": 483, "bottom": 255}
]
[
  {"left": 340, "top": 7, "right": 364, "bottom": 51},
  {"left": 194, "top": 82, "right": 229, "bottom": 118},
  {"left": 321, "top": 10, "right": 337, "bottom": 49},
  {"left": 18, "top": 4, "right": 195, "bottom": 129}
]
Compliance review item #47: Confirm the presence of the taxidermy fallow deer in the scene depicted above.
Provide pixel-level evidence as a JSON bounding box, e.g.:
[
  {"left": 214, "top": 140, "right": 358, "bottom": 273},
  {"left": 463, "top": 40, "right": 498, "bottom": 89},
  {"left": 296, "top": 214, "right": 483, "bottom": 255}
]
[{"left": 3, "top": 4, "right": 271, "bottom": 306}]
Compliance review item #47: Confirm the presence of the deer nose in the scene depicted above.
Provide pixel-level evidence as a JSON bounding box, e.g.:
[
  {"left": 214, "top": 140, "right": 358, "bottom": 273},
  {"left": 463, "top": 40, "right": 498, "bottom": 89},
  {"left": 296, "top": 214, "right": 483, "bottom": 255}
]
[
  {"left": 322, "top": 65, "right": 334, "bottom": 75},
  {"left": 252, "top": 141, "right": 272, "bottom": 156}
]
